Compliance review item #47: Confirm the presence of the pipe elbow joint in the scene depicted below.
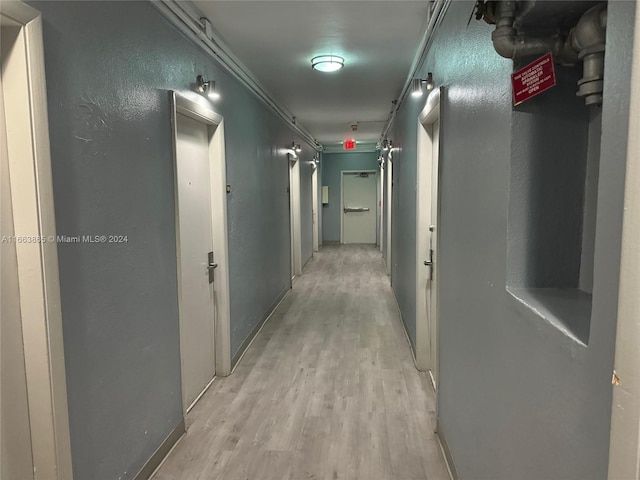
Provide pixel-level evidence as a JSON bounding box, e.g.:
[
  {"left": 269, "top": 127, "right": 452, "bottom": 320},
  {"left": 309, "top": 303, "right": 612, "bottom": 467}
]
[
  {"left": 572, "top": 4, "right": 607, "bottom": 51},
  {"left": 492, "top": 26, "right": 517, "bottom": 58}
]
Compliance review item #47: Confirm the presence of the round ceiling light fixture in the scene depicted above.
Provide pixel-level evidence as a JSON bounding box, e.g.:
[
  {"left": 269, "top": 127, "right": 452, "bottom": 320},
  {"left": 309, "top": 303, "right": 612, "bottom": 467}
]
[{"left": 311, "top": 55, "right": 345, "bottom": 73}]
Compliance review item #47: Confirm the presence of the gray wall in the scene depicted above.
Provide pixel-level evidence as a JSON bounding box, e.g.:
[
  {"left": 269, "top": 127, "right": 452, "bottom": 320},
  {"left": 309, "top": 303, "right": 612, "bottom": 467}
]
[
  {"left": 388, "top": 116, "right": 418, "bottom": 346},
  {"left": 29, "top": 2, "right": 311, "bottom": 479},
  {"left": 321, "top": 152, "right": 379, "bottom": 243},
  {"left": 388, "top": 1, "right": 635, "bottom": 477}
]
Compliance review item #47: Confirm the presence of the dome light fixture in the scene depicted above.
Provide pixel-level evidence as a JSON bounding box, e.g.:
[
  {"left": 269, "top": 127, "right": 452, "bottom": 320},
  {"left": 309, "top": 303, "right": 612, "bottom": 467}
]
[{"left": 311, "top": 55, "right": 345, "bottom": 73}]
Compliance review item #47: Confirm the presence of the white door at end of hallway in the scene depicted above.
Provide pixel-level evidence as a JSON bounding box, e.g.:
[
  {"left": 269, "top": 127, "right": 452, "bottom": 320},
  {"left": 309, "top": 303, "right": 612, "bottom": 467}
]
[
  {"left": 342, "top": 171, "right": 377, "bottom": 244},
  {"left": 176, "top": 113, "right": 216, "bottom": 410}
]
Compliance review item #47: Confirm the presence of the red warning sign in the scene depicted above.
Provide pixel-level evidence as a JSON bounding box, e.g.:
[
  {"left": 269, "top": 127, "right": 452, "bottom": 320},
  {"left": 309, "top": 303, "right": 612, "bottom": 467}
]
[{"left": 511, "top": 53, "right": 556, "bottom": 106}]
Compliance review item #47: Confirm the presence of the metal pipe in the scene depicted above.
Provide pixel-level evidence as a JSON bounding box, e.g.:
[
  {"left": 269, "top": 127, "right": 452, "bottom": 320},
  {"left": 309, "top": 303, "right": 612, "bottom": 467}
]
[
  {"left": 490, "top": 1, "right": 607, "bottom": 106},
  {"left": 571, "top": 4, "right": 607, "bottom": 106},
  {"left": 491, "top": 1, "right": 578, "bottom": 64}
]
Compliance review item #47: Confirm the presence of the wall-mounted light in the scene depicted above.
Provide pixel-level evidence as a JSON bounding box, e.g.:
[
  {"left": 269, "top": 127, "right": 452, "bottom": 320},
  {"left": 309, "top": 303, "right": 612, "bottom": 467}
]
[
  {"left": 196, "top": 75, "right": 220, "bottom": 100},
  {"left": 311, "top": 55, "right": 345, "bottom": 73},
  {"left": 290, "top": 142, "right": 301, "bottom": 153},
  {"left": 411, "top": 72, "right": 434, "bottom": 98}
]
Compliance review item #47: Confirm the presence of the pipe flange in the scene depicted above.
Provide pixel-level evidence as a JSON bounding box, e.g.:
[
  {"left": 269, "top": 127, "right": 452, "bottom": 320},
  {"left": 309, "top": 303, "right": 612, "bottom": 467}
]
[
  {"left": 578, "top": 43, "right": 606, "bottom": 60},
  {"left": 583, "top": 94, "right": 603, "bottom": 107}
]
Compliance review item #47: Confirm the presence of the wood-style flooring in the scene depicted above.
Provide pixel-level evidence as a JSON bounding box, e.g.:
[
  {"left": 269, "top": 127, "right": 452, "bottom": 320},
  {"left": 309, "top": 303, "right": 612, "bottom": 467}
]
[{"left": 154, "top": 245, "right": 449, "bottom": 480}]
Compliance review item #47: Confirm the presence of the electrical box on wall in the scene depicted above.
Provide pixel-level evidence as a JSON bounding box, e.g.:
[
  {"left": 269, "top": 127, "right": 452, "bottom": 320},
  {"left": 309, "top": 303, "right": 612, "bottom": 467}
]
[{"left": 322, "top": 186, "right": 329, "bottom": 204}]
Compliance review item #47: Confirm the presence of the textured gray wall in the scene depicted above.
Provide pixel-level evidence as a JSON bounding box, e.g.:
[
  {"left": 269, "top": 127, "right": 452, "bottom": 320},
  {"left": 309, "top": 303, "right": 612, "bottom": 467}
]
[
  {"left": 321, "top": 152, "right": 378, "bottom": 243},
  {"left": 29, "top": 2, "right": 311, "bottom": 479},
  {"left": 388, "top": 1, "right": 635, "bottom": 477},
  {"left": 388, "top": 114, "right": 418, "bottom": 347}
]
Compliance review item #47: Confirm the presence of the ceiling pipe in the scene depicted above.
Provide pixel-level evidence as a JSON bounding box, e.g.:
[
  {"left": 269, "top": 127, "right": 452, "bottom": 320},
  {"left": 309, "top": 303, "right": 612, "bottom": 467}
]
[
  {"left": 572, "top": 4, "right": 607, "bottom": 106},
  {"left": 486, "top": 1, "right": 607, "bottom": 106},
  {"left": 491, "top": 1, "right": 578, "bottom": 64}
]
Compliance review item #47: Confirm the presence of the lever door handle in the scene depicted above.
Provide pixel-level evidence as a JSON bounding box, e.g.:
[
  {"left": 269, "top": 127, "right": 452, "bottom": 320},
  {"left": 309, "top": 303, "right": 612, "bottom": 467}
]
[
  {"left": 208, "top": 262, "right": 218, "bottom": 269},
  {"left": 424, "top": 260, "right": 432, "bottom": 266}
]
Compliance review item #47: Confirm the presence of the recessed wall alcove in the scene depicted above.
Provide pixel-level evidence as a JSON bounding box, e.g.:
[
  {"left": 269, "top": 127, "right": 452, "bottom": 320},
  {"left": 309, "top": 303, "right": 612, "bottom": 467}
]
[{"left": 506, "top": 62, "right": 601, "bottom": 346}]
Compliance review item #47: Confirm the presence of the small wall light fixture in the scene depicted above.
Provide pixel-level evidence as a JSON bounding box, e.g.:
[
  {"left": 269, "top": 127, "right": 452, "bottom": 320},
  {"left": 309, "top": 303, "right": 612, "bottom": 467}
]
[
  {"left": 411, "top": 72, "right": 434, "bottom": 98},
  {"left": 311, "top": 55, "right": 345, "bottom": 73},
  {"left": 291, "top": 142, "right": 301, "bottom": 153},
  {"left": 196, "top": 75, "right": 220, "bottom": 100}
]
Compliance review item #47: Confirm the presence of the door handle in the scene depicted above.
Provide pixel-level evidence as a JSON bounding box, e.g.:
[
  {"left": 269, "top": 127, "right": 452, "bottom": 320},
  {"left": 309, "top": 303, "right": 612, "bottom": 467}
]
[
  {"left": 344, "top": 207, "right": 370, "bottom": 213},
  {"left": 207, "top": 252, "right": 217, "bottom": 284},
  {"left": 424, "top": 248, "right": 434, "bottom": 280}
]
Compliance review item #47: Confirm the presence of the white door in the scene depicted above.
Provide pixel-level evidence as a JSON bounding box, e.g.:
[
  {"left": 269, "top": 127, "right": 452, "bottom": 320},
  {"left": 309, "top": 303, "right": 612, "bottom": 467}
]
[
  {"left": 176, "top": 113, "right": 216, "bottom": 410},
  {"left": 427, "top": 119, "right": 440, "bottom": 389},
  {"left": 312, "top": 167, "right": 319, "bottom": 252},
  {"left": 342, "top": 171, "right": 377, "bottom": 244},
  {"left": 416, "top": 93, "right": 442, "bottom": 389},
  {"left": 386, "top": 159, "right": 393, "bottom": 274},
  {"left": 289, "top": 156, "right": 302, "bottom": 277},
  {"left": 379, "top": 165, "right": 384, "bottom": 252},
  {"left": 1, "top": 9, "right": 72, "bottom": 478}
]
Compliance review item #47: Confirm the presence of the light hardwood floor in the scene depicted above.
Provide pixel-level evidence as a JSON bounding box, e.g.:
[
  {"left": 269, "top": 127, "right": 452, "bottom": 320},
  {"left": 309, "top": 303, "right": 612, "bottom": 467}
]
[{"left": 154, "top": 245, "right": 449, "bottom": 480}]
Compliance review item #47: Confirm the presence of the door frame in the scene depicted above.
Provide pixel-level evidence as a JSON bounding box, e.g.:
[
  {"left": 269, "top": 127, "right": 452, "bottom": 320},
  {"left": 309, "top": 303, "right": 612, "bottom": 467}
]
[
  {"left": 170, "top": 93, "right": 232, "bottom": 414},
  {"left": 379, "top": 162, "right": 384, "bottom": 252},
  {"left": 608, "top": 4, "right": 640, "bottom": 476},
  {"left": 312, "top": 165, "right": 319, "bottom": 252},
  {"left": 385, "top": 153, "right": 394, "bottom": 275},
  {"left": 289, "top": 153, "right": 302, "bottom": 278},
  {"left": 340, "top": 169, "right": 378, "bottom": 244},
  {"left": 415, "top": 87, "right": 442, "bottom": 383},
  {"left": 1, "top": 3, "right": 73, "bottom": 478}
]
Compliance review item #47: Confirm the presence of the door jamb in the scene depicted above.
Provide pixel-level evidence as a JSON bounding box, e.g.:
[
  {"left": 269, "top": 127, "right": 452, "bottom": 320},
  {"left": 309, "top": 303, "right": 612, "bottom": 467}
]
[
  {"left": 312, "top": 166, "right": 319, "bottom": 252},
  {"left": 170, "top": 93, "right": 232, "bottom": 409},
  {"left": 385, "top": 154, "right": 393, "bottom": 275},
  {"left": 289, "top": 153, "right": 302, "bottom": 277},
  {"left": 379, "top": 163, "right": 384, "bottom": 252},
  {"left": 340, "top": 169, "right": 378, "bottom": 244},
  {"left": 1, "top": 3, "right": 73, "bottom": 478},
  {"left": 416, "top": 87, "right": 442, "bottom": 376},
  {"left": 607, "top": 4, "right": 640, "bottom": 476}
]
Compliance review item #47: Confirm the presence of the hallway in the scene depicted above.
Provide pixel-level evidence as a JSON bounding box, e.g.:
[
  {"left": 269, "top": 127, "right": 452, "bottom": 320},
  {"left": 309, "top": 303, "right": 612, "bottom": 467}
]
[{"left": 154, "top": 245, "right": 449, "bottom": 480}]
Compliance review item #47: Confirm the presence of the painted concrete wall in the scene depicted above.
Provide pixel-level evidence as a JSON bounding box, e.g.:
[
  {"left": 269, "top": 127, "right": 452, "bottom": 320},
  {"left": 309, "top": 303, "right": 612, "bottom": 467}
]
[
  {"left": 28, "top": 2, "right": 312, "bottom": 479},
  {"left": 388, "top": 120, "right": 418, "bottom": 347},
  {"left": 321, "top": 152, "right": 379, "bottom": 243},
  {"left": 388, "top": 0, "right": 635, "bottom": 477}
]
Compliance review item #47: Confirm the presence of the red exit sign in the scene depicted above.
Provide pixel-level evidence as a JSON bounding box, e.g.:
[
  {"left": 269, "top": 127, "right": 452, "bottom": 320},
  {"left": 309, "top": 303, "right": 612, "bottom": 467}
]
[
  {"left": 344, "top": 140, "right": 356, "bottom": 150},
  {"left": 511, "top": 53, "right": 556, "bottom": 105}
]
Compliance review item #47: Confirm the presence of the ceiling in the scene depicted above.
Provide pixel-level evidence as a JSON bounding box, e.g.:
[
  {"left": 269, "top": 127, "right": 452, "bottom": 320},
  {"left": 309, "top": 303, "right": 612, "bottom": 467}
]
[{"left": 191, "top": 1, "right": 431, "bottom": 148}]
